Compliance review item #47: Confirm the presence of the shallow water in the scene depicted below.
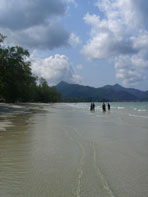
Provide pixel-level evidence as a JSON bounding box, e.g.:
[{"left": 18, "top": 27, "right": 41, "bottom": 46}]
[{"left": 0, "top": 102, "right": 148, "bottom": 197}]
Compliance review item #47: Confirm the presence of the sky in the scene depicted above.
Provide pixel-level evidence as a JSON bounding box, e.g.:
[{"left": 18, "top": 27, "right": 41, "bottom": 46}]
[{"left": 0, "top": 0, "right": 148, "bottom": 90}]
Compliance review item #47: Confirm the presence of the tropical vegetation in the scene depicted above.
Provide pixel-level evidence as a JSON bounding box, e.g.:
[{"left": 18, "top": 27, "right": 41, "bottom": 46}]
[{"left": 0, "top": 33, "right": 61, "bottom": 103}]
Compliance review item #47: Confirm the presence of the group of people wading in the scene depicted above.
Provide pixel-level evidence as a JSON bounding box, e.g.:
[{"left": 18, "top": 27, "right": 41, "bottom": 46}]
[{"left": 90, "top": 102, "right": 110, "bottom": 112}]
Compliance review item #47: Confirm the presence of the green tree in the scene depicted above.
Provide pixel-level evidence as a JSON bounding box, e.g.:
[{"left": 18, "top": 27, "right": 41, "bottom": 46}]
[
  {"left": 0, "top": 33, "right": 6, "bottom": 45},
  {"left": 36, "top": 78, "right": 61, "bottom": 102},
  {"left": 0, "top": 33, "right": 6, "bottom": 98},
  {"left": 0, "top": 45, "right": 36, "bottom": 102},
  {"left": 0, "top": 34, "right": 61, "bottom": 103}
]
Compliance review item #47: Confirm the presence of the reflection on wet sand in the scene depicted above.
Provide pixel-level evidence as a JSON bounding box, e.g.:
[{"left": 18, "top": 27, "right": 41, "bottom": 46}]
[{"left": 0, "top": 103, "right": 148, "bottom": 197}]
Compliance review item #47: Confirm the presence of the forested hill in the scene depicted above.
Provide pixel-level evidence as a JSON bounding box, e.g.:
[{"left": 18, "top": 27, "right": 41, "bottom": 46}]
[{"left": 56, "top": 81, "right": 148, "bottom": 102}]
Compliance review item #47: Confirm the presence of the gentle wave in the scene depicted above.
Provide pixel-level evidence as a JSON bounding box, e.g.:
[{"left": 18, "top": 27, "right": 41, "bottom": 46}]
[
  {"left": 129, "top": 114, "right": 148, "bottom": 119},
  {"left": 117, "top": 107, "right": 125, "bottom": 109}
]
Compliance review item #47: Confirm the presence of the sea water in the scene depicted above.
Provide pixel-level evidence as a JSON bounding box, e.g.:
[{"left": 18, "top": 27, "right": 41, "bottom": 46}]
[{"left": 0, "top": 102, "right": 148, "bottom": 197}]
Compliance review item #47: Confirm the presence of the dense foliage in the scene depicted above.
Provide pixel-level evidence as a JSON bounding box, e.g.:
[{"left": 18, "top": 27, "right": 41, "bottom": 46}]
[{"left": 0, "top": 34, "right": 61, "bottom": 103}]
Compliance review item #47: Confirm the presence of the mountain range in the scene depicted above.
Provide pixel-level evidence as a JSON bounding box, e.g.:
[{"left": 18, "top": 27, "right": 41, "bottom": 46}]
[{"left": 56, "top": 81, "right": 148, "bottom": 102}]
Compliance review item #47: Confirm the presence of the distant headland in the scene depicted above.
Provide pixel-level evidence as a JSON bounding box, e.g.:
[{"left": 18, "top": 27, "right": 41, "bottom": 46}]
[{"left": 56, "top": 81, "right": 148, "bottom": 102}]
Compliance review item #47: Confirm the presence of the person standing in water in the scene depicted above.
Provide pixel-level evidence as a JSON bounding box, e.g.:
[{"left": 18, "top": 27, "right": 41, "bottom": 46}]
[
  {"left": 108, "top": 103, "right": 110, "bottom": 111},
  {"left": 92, "top": 102, "right": 95, "bottom": 111},
  {"left": 90, "top": 103, "right": 93, "bottom": 111},
  {"left": 90, "top": 102, "right": 95, "bottom": 111},
  {"left": 102, "top": 103, "right": 106, "bottom": 112}
]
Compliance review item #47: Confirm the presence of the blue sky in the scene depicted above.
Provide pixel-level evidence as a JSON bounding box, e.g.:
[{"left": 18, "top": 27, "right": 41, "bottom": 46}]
[{"left": 0, "top": 0, "right": 148, "bottom": 90}]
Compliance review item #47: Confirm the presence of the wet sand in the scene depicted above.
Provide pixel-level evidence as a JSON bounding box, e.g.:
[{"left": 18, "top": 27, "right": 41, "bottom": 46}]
[
  {"left": 0, "top": 103, "right": 148, "bottom": 197},
  {"left": 0, "top": 103, "right": 50, "bottom": 131}
]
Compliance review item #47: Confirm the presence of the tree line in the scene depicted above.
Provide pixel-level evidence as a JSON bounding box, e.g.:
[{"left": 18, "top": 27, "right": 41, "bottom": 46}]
[{"left": 0, "top": 34, "right": 61, "bottom": 103}]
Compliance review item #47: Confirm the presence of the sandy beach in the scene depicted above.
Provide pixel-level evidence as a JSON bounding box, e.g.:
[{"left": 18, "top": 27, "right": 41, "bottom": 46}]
[
  {"left": 0, "top": 103, "right": 50, "bottom": 131},
  {"left": 0, "top": 102, "right": 148, "bottom": 197}
]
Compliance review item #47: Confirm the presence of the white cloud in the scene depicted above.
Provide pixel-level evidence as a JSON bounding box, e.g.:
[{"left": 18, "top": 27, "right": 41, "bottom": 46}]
[
  {"left": 115, "top": 55, "right": 148, "bottom": 86},
  {"left": 64, "top": 0, "right": 77, "bottom": 7},
  {"left": 69, "top": 32, "right": 81, "bottom": 47},
  {"left": 132, "top": 32, "right": 148, "bottom": 52},
  {"left": 30, "top": 52, "right": 81, "bottom": 85},
  {"left": 0, "top": 0, "right": 72, "bottom": 49},
  {"left": 0, "top": 23, "right": 69, "bottom": 50},
  {"left": 82, "top": 0, "right": 148, "bottom": 87},
  {"left": 0, "top": 0, "right": 67, "bottom": 30},
  {"left": 76, "top": 64, "right": 83, "bottom": 70}
]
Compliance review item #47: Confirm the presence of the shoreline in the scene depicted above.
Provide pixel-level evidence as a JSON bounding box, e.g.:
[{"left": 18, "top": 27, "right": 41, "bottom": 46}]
[
  {"left": 0, "top": 103, "right": 51, "bottom": 132},
  {"left": 0, "top": 102, "right": 51, "bottom": 114}
]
